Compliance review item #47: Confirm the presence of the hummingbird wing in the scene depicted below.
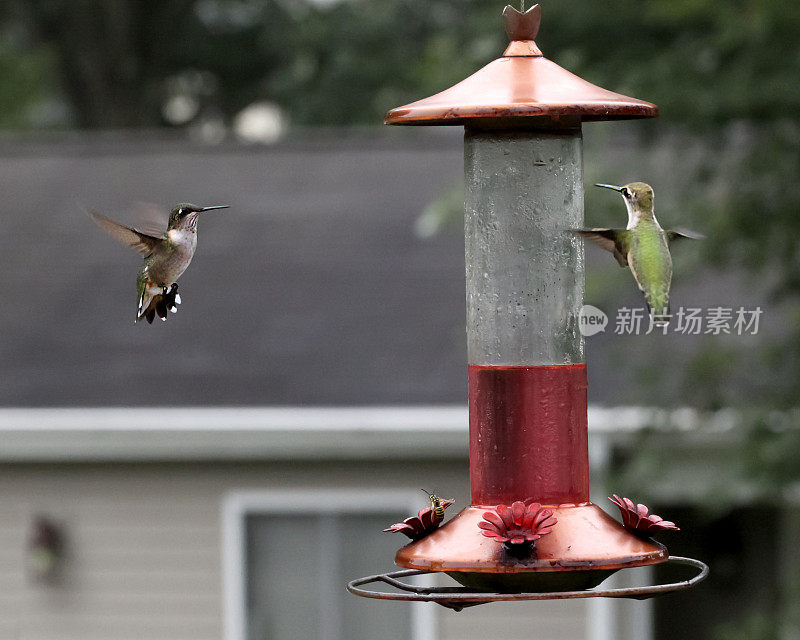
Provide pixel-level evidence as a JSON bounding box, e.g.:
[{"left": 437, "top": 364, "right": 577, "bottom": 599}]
[
  {"left": 573, "top": 229, "right": 630, "bottom": 267},
  {"left": 130, "top": 201, "right": 170, "bottom": 238},
  {"left": 88, "top": 210, "right": 162, "bottom": 257},
  {"left": 666, "top": 228, "right": 704, "bottom": 243}
]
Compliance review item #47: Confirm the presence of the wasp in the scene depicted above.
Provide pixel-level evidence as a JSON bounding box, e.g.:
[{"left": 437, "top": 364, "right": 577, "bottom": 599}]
[{"left": 421, "top": 489, "right": 446, "bottom": 520}]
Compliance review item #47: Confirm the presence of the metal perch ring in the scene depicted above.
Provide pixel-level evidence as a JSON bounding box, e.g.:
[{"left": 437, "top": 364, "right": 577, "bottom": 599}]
[{"left": 347, "top": 556, "right": 709, "bottom": 610}]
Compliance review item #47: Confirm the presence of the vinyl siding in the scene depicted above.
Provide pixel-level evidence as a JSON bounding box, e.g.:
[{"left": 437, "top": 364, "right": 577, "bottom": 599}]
[{"left": 0, "top": 460, "right": 591, "bottom": 640}]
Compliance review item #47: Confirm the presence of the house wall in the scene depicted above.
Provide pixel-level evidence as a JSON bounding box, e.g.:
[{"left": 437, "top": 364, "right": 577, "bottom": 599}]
[{"left": 0, "top": 459, "right": 594, "bottom": 640}]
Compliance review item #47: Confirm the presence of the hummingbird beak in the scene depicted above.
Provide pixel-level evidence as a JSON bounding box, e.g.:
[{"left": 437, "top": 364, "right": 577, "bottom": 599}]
[
  {"left": 595, "top": 183, "right": 624, "bottom": 192},
  {"left": 199, "top": 205, "right": 229, "bottom": 212}
]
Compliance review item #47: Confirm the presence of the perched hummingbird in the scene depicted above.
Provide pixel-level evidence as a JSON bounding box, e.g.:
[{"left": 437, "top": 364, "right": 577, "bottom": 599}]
[
  {"left": 89, "top": 203, "right": 228, "bottom": 323},
  {"left": 575, "top": 182, "right": 699, "bottom": 325}
]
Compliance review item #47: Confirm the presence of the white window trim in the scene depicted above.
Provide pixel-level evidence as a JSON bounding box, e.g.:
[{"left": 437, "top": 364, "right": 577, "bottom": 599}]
[
  {"left": 587, "top": 439, "right": 652, "bottom": 640},
  {"left": 222, "top": 488, "right": 436, "bottom": 640}
]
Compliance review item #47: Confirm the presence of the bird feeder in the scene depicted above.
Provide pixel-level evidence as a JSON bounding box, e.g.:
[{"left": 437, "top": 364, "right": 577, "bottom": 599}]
[{"left": 349, "top": 4, "right": 707, "bottom": 606}]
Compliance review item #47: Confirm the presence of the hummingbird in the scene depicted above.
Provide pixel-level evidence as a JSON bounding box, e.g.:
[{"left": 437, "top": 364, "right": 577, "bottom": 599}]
[
  {"left": 89, "top": 203, "right": 228, "bottom": 323},
  {"left": 575, "top": 182, "right": 699, "bottom": 325}
]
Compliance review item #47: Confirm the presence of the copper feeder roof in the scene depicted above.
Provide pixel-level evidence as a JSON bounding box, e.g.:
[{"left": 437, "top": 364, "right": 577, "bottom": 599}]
[{"left": 385, "top": 4, "right": 657, "bottom": 126}]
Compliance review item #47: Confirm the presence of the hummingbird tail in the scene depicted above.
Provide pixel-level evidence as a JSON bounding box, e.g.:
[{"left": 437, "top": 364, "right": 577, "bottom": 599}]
[
  {"left": 647, "top": 300, "right": 671, "bottom": 327},
  {"left": 137, "top": 284, "right": 180, "bottom": 324}
]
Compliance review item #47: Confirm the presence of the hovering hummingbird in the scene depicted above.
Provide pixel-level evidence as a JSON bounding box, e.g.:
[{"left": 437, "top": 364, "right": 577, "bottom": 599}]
[
  {"left": 89, "top": 203, "right": 228, "bottom": 323},
  {"left": 575, "top": 182, "right": 699, "bottom": 325}
]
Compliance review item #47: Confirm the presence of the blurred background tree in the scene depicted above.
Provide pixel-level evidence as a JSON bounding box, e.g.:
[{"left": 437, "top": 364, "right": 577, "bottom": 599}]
[{"left": 3, "top": 1, "right": 797, "bottom": 130}]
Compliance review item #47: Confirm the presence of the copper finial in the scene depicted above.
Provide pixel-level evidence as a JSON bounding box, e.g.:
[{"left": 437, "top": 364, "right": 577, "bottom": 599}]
[
  {"left": 504, "top": 4, "right": 541, "bottom": 42},
  {"left": 502, "top": 4, "right": 542, "bottom": 57}
]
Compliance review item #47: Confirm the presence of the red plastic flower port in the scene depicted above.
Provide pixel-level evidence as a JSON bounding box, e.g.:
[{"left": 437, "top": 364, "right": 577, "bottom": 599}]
[
  {"left": 609, "top": 494, "right": 680, "bottom": 536},
  {"left": 383, "top": 499, "right": 455, "bottom": 540},
  {"left": 478, "top": 501, "right": 556, "bottom": 547}
]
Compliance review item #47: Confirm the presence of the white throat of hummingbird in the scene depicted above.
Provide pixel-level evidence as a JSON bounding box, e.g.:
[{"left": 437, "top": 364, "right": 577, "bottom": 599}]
[
  {"left": 596, "top": 184, "right": 656, "bottom": 229},
  {"left": 623, "top": 197, "right": 643, "bottom": 229}
]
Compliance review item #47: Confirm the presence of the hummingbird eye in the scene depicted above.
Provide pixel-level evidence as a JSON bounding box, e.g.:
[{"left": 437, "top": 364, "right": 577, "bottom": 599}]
[{"left": 621, "top": 188, "right": 631, "bottom": 198}]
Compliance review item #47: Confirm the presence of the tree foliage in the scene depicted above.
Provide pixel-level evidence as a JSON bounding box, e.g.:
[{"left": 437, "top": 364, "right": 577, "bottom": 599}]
[{"left": 3, "top": 1, "right": 799, "bottom": 130}]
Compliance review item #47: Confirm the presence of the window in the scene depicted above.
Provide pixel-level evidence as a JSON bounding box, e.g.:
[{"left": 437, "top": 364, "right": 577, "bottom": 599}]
[{"left": 223, "top": 490, "right": 435, "bottom": 640}]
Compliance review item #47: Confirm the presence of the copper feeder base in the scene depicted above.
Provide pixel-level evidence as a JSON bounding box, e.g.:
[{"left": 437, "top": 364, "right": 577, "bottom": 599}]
[{"left": 395, "top": 503, "right": 667, "bottom": 593}]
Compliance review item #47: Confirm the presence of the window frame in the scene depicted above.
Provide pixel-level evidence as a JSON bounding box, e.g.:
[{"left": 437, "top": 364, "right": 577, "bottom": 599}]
[{"left": 222, "top": 488, "right": 436, "bottom": 640}]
